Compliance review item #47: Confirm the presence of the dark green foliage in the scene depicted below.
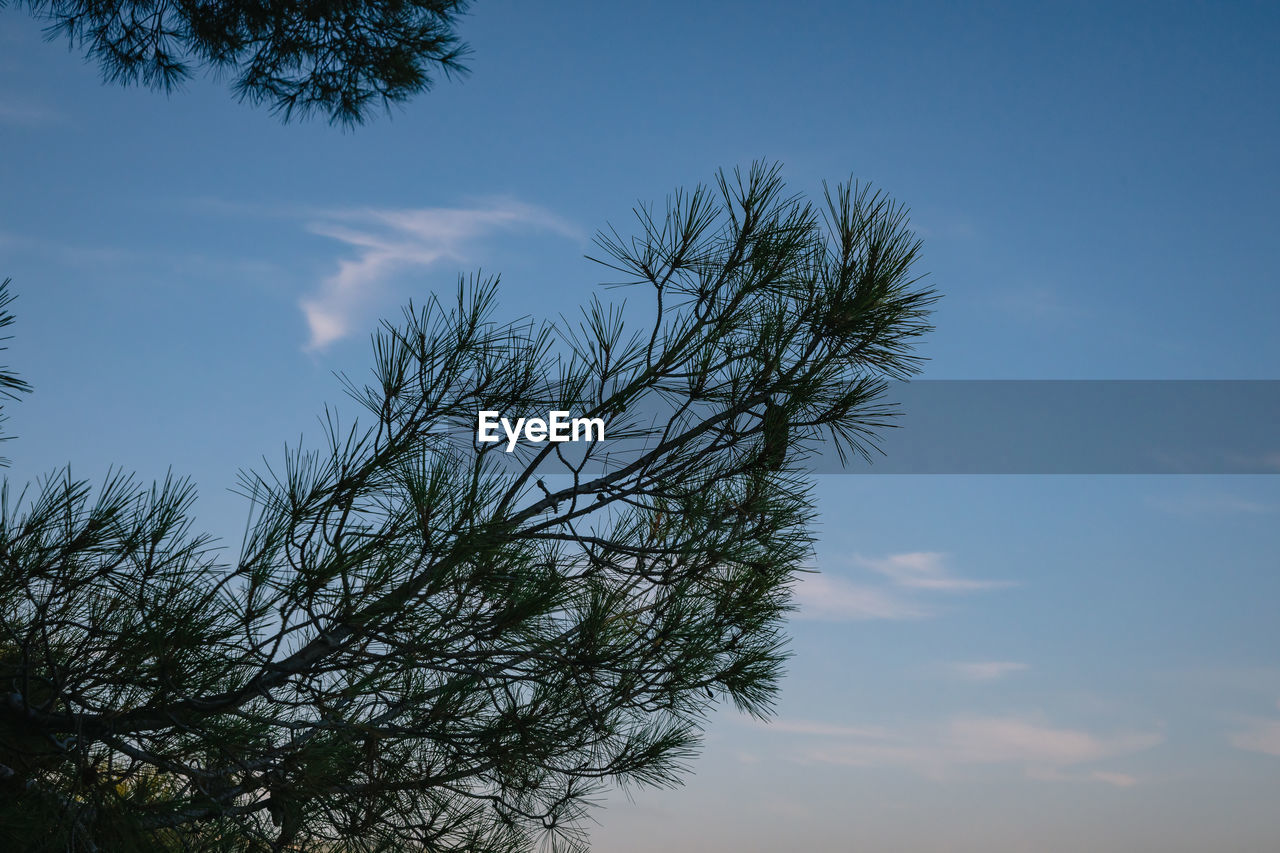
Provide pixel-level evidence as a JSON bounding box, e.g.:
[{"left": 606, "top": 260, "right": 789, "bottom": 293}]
[
  {"left": 0, "top": 282, "right": 28, "bottom": 403},
  {"left": 0, "top": 164, "right": 936, "bottom": 851},
  {"left": 8, "top": 0, "right": 471, "bottom": 124},
  {"left": 0, "top": 281, "right": 32, "bottom": 467}
]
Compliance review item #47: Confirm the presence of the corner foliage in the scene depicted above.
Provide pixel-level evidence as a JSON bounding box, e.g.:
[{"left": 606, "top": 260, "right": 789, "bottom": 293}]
[{"left": 10, "top": 0, "right": 471, "bottom": 124}]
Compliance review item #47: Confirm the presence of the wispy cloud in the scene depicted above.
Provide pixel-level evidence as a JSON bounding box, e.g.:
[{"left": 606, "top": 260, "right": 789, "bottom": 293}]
[
  {"left": 744, "top": 718, "right": 892, "bottom": 739},
  {"left": 1151, "top": 492, "right": 1278, "bottom": 516},
  {"left": 0, "top": 231, "right": 134, "bottom": 266},
  {"left": 300, "top": 201, "right": 580, "bottom": 350},
  {"left": 791, "top": 572, "right": 927, "bottom": 621},
  {"left": 794, "top": 551, "right": 1012, "bottom": 622},
  {"left": 1089, "top": 770, "right": 1139, "bottom": 787},
  {"left": 939, "top": 716, "right": 1159, "bottom": 767},
  {"left": 1160, "top": 666, "right": 1280, "bottom": 698},
  {"left": 0, "top": 97, "right": 66, "bottom": 127},
  {"left": 991, "top": 282, "right": 1081, "bottom": 322},
  {"left": 1024, "top": 766, "right": 1142, "bottom": 786},
  {"left": 1228, "top": 703, "right": 1280, "bottom": 757},
  {"left": 760, "top": 713, "right": 1161, "bottom": 783},
  {"left": 0, "top": 230, "right": 282, "bottom": 282},
  {"left": 856, "top": 551, "right": 1013, "bottom": 592},
  {"left": 1222, "top": 451, "right": 1280, "bottom": 473},
  {"left": 945, "top": 661, "right": 1029, "bottom": 682}
]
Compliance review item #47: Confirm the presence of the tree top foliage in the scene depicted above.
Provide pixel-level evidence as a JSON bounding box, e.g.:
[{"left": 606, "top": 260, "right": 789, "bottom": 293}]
[
  {"left": 7, "top": 0, "right": 471, "bottom": 124},
  {"left": 0, "top": 164, "right": 936, "bottom": 851}
]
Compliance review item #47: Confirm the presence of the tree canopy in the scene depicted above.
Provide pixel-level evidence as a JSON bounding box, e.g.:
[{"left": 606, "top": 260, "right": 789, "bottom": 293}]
[
  {"left": 0, "top": 164, "right": 935, "bottom": 851},
  {"left": 6, "top": 0, "right": 471, "bottom": 123}
]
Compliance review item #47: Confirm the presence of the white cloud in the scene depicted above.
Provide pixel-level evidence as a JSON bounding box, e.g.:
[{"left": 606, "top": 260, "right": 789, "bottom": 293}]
[
  {"left": 1024, "top": 766, "right": 1140, "bottom": 786},
  {"left": 946, "top": 661, "right": 1029, "bottom": 682},
  {"left": 793, "top": 552, "right": 1011, "bottom": 622},
  {"left": 791, "top": 572, "right": 927, "bottom": 621},
  {"left": 856, "top": 551, "right": 1013, "bottom": 592},
  {"left": 746, "top": 718, "right": 892, "bottom": 739},
  {"left": 300, "top": 200, "right": 580, "bottom": 350},
  {"left": 941, "top": 717, "right": 1160, "bottom": 767},
  {"left": 1090, "top": 770, "right": 1139, "bottom": 787},
  {"left": 761, "top": 713, "right": 1161, "bottom": 783},
  {"left": 1229, "top": 717, "right": 1280, "bottom": 757}
]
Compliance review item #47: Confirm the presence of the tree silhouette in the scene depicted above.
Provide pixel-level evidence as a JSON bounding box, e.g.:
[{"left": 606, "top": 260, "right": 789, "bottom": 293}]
[
  {"left": 0, "top": 163, "right": 935, "bottom": 851},
  {"left": 6, "top": 0, "right": 471, "bottom": 124},
  {"left": 0, "top": 281, "right": 32, "bottom": 467}
]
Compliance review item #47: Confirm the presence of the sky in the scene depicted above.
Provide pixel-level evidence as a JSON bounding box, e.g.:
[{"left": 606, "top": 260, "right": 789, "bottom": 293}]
[{"left": 3, "top": 1, "right": 1280, "bottom": 850}]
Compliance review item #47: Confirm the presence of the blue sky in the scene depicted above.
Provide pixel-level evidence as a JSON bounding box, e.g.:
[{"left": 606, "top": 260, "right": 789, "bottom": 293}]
[{"left": 3, "top": 2, "right": 1280, "bottom": 850}]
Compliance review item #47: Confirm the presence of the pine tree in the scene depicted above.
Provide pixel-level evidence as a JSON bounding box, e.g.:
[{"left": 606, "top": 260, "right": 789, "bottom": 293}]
[
  {"left": 6, "top": 0, "right": 471, "bottom": 124},
  {"left": 0, "top": 163, "right": 935, "bottom": 852}
]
